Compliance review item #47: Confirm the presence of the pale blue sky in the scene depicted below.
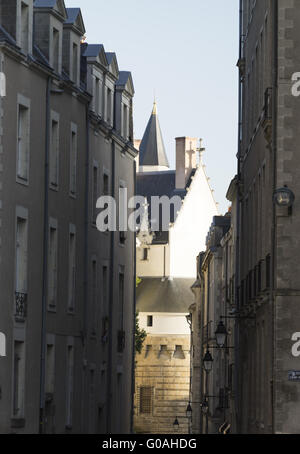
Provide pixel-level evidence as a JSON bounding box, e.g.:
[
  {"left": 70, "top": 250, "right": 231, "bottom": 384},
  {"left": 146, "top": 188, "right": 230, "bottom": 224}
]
[{"left": 65, "top": 0, "right": 239, "bottom": 214}]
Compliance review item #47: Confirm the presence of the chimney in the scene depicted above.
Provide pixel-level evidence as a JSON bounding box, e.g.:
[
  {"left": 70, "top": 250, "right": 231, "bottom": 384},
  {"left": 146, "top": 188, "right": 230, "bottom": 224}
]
[{"left": 175, "top": 137, "right": 198, "bottom": 189}]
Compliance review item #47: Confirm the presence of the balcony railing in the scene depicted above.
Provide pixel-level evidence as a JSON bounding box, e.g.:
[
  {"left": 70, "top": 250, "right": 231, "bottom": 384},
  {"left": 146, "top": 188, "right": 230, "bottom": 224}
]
[{"left": 15, "top": 292, "right": 27, "bottom": 322}]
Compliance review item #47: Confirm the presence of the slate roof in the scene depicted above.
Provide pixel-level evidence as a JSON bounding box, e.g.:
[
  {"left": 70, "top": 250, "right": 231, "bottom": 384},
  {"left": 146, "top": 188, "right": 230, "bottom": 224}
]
[
  {"left": 136, "top": 169, "right": 195, "bottom": 239},
  {"left": 139, "top": 103, "right": 169, "bottom": 168},
  {"left": 34, "top": 0, "right": 57, "bottom": 7},
  {"left": 82, "top": 44, "right": 105, "bottom": 58},
  {"left": 0, "top": 25, "right": 16, "bottom": 45},
  {"left": 65, "top": 7, "right": 80, "bottom": 23},
  {"left": 117, "top": 71, "right": 131, "bottom": 86},
  {"left": 106, "top": 52, "right": 116, "bottom": 65},
  {"left": 136, "top": 278, "right": 194, "bottom": 313}
]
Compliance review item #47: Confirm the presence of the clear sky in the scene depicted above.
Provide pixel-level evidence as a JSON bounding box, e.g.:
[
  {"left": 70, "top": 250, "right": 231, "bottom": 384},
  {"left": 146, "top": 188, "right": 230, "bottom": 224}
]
[{"left": 65, "top": 0, "right": 240, "bottom": 214}]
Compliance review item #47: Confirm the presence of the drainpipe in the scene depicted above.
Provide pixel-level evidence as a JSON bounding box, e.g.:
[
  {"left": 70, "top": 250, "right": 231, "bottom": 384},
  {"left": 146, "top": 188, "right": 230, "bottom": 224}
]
[
  {"left": 271, "top": 0, "right": 278, "bottom": 435},
  {"left": 130, "top": 159, "right": 137, "bottom": 434},
  {"left": 39, "top": 75, "right": 51, "bottom": 434},
  {"left": 234, "top": 0, "right": 243, "bottom": 434},
  {"left": 205, "top": 260, "right": 210, "bottom": 435},
  {"left": 81, "top": 99, "right": 91, "bottom": 433},
  {"left": 106, "top": 138, "right": 115, "bottom": 434}
]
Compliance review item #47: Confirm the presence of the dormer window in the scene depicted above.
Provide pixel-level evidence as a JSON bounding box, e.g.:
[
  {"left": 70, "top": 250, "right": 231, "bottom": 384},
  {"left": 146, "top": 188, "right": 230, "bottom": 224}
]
[
  {"left": 123, "top": 104, "right": 128, "bottom": 140},
  {"left": 52, "top": 27, "right": 60, "bottom": 73},
  {"left": 107, "top": 88, "right": 112, "bottom": 125},
  {"left": 94, "top": 76, "right": 103, "bottom": 116},
  {"left": 15, "top": 0, "right": 33, "bottom": 55},
  {"left": 72, "top": 42, "right": 78, "bottom": 83},
  {"left": 21, "top": 2, "right": 29, "bottom": 54}
]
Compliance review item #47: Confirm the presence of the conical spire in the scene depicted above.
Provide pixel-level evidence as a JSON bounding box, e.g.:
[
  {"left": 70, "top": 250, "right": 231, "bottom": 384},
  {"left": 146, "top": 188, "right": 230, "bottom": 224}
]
[{"left": 139, "top": 101, "right": 169, "bottom": 168}]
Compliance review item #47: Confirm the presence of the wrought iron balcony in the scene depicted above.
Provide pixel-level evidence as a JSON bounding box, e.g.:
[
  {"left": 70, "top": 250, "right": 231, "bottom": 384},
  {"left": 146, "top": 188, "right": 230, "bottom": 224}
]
[{"left": 15, "top": 292, "right": 27, "bottom": 322}]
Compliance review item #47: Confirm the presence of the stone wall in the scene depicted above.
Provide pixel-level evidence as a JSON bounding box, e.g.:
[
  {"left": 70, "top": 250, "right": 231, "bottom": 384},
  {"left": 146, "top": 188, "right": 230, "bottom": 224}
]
[{"left": 134, "top": 334, "right": 190, "bottom": 434}]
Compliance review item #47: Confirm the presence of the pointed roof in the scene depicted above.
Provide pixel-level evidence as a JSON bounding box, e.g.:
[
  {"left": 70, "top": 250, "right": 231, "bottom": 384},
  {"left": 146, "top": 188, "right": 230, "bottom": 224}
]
[
  {"left": 34, "top": 0, "right": 68, "bottom": 20},
  {"left": 139, "top": 102, "right": 169, "bottom": 168},
  {"left": 116, "top": 71, "right": 134, "bottom": 96},
  {"left": 105, "top": 52, "right": 119, "bottom": 80},
  {"left": 64, "top": 8, "right": 86, "bottom": 35}
]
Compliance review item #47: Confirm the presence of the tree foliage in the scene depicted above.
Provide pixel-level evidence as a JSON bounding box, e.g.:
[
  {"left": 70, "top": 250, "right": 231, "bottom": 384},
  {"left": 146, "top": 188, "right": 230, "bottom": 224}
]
[{"left": 135, "top": 278, "right": 147, "bottom": 354}]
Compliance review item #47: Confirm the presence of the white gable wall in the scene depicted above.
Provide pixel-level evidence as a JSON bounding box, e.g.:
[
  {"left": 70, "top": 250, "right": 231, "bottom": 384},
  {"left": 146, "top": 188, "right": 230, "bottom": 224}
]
[
  {"left": 169, "top": 165, "right": 218, "bottom": 278},
  {"left": 139, "top": 312, "right": 190, "bottom": 335}
]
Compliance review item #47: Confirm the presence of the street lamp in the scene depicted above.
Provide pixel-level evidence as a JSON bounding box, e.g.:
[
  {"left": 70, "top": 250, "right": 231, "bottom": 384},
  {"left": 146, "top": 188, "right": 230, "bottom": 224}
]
[
  {"left": 186, "top": 402, "right": 192, "bottom": 419},
  {"left": 203, "top": 350, "right": 213, "bottom": 373},
  {"left": 215, "top": 321, "right": 228, "bottom": 348},
  {"left": 273, "top": 186, "right": 295, "bottom": 208},
  {"left": 173, "top": 417, "right": 180, "bottom": 431},
  {"left": 186, "top": 314, "right": 192, "bottom": 327}
]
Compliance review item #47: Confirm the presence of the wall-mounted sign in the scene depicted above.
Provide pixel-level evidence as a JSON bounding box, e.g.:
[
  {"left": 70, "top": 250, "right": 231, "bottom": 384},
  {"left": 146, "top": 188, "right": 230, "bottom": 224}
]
[
  {"left": 0, "top": 332, "right": 6, "bottom": 357},
  {"left": 288, "top": 371, "right": 300, "bottom": 382}
]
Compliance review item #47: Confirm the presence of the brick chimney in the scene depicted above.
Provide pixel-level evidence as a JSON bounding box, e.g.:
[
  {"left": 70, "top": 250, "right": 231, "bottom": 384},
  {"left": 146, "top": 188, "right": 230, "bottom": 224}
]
[{"left": 175, "top": 137, "right": 198, "bottom": 189}]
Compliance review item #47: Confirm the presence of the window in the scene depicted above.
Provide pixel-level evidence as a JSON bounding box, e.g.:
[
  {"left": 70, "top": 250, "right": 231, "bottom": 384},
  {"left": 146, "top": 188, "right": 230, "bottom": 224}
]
[
  {"left": 68, "top": 228, "right": 76, "bottom": 312},
  {"left": 142, "top": 248, "right": 149, "bottom": 261},
  {"left": 139, "top": 387, "right": 153, "bottom": 415},
  {"left": 106, "top": 88, "right": 112, "bottom": 124},
  {"left": 91, "top": 259, "right": 97, "bottom": 335},
  {"left": 48, "top": 222, "right": 58, "bottom": 310},
  {"left": 13, "top": 341, "right": 25, "bottom": 419},
  {"left": 72, "top": 42, "right": 78, "bottom": 83},
  {"left": 102, "top": 265, "right": 108, "bottom": 310},
  {"left": 147, "top": 315, "right": 153, "bottom": 327},
  {"left": 50, "top": 114, "right": 59, "bottom": 188},
  {"left": 92, "top": 165, "right": 98, "bottom": 224},
  {"left": 17, "top": 102, "right": 30, "bottom": 181},
  {"left": 15, "top": 217, "right": 28, "bottom": 294},
  {"left": 117, "top": 269, "right": 125, "bottom": 353},
  {"left": 123, "top": 104, "right": 128, "bottom": 140},
  {"left": 119, "top": 183, "right": 127, "bottom": 244},
  {"left": 119, "top": 270, "right": 124, "bottom": 330},
  {"left": 66, "top": 344, "right": 74, "bottom": 428},
  {"left": 20, "top": 2, "right": 29, "bottom": 54},
  {"left": 45, "top": 343, "right": 55, "bottom": 397},
  {"left": 95, "top": 77, "right": 102, "bottom": 116},
  {"left": 103, "top": 173, "right": 109, "bottom": 196},
  {"left": 52, "top": 28, "right": 60, "bottom": 73},
  {"left": 70, "top": 125, "right": 77, "bottom": 195},
  {"left": 266, "top": 254, "right": 271, "bottom": 289}
]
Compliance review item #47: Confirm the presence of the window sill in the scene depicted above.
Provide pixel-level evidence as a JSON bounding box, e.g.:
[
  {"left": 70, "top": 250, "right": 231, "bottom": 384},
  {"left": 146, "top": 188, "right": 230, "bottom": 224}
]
[
  {"left": 50, "top": 184, "right": 59, "bottom": 192},
  {"left": 16, "top": 176, "right": 29, "bottom": 187},
  {"left": 47, "top": 305, "right": 57, "bottom": 314}
]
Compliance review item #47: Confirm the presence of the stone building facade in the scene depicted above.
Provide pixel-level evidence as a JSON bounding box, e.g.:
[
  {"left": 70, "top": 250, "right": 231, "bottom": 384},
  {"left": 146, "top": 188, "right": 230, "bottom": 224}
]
[
  {"left": 0, "top": 0, "right": 136, "bottom": 434},
  {"left": 233, "top": 0, "right": 300, "bottom": 434},
  {"left": 189, "top": 178, "right": 238, "bottom": 435}
]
